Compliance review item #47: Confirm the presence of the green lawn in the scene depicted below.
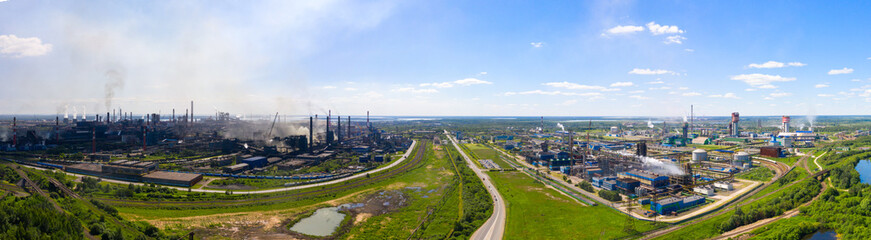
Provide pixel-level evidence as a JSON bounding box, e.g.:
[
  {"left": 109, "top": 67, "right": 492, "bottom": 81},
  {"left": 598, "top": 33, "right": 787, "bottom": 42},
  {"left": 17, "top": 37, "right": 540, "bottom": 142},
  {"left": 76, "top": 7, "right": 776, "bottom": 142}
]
[
  {"left": 463, "top": 144, "right": 512, "bottom": 169},
  {"left": 487, "top": 171, "right": 661, "bottom": 239}
]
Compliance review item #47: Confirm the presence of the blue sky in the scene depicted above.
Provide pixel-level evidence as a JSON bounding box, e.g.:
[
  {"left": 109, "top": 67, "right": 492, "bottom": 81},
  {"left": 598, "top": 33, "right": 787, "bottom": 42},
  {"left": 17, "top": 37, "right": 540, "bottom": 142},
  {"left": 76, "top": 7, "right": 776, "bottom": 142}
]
[{"left": 1, "top": 0, "right": 870, "bottom": 117}]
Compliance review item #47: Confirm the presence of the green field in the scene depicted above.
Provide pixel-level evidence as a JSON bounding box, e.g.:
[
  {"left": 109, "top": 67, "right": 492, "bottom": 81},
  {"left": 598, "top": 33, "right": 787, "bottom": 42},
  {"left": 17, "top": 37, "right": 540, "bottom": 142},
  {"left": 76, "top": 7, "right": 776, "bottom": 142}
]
[
  {"left": 736, "top": 167, "right": 775, "bottom": 182},
  {"left": 463, "top": 143, "right": 512, "bottom": 169},
  {"left": 487, "top": 170, "right": 661, "bottom": 239}
]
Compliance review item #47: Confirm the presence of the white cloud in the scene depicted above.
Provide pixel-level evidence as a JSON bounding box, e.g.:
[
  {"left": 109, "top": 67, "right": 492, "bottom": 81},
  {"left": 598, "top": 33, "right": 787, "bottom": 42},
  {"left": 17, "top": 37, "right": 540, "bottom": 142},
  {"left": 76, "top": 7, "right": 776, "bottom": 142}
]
[
  {"left": 604, "top": 25, "right": 645, "bottom": 35},
  {"left": 530, "top": 42, "right": 544, "bottom": 48},
  {"left": 852, "top": 79, "right": 863, "bottom": 82},
  {"left": 682, "top": 92, "right": 701, "bottom": 96},
  {"left": 647, "top": 80, "right": 665, "bottom": 84},
  {"left": 745, "top": 88, "right": 757, "bottom": 92},
  {"left": 649, "top": 86, "right": 671, "bottom": 90},
  {"left": 343, "top": 87, "right": 358, "bottom": 91},
  {"left": 684, "top": 49, "right": 694, "bottom": 52},
  {"left": 646, "top": 22, "right": 684, "bottom": 35},
  {"left": 610, "top": 81, "right": 634, "bottom": 87},
  {"left": 817, "top": 94, "right": 834, "bottom": 97},
  {"left": 628, "top": 90, "right": 645, "bottom": 94},
  {"left": 664, "top": 35, "right": 686, "bottom": 44},
  {"left": 421, "top": 78, "right": 492, "bottom": 88},
  {"left": 731, "top": 73, "right": 796, "bottom": 88},
  {"left": 363, "top": 91, "right": 383, "bottom": 98},
  {"left": 322, "top": 86, "right": 337, "bottom": 89},
  {"left": 758, "top": 84, "right": 778, "bottom": 89},
  {"left": 678, "top": 87, "right": 689, "bottom": 90},
  {"left": 629, "top": 95, "right": 649, "bottom": 100},
  {"left": 392, "top": 87, "right": 438, "bottom": 94},
  {"left": 708, "top": 93, "right": 740, "bottom": 99},
  {"left": 560, "top": 100, "right": 578, "bottom": 106},
  {"left": 478, "top": 72, "right": 487, "bottom": 75},
  {"left": 828, "top": 68, "right": 854, "bottom": 75},
  {"left": 629, "top": 68, "right": 675, "bottom": 75},
  {"left": 453, "top": 78, "right": 492, "bottom": 86},
  {"left": 543, "top": 82, "right": 618, "bottom": 91},
  {"left": 0, "top": 34, "right": 53, "bottom": 57},
  {"left": 814, "top": 83, "right": 830, "bottom": 88},
  {"left": 504, "top": 90, "right": 603, "bottom": 97},
  {"left": 746, "top": 61, "right": 807, "bottom": 69},
  {"left": 747, "top": 61, "right": 784, "bottom": 69},
  {"left": 769, "top": 92, "right": 792, "bottom": 98}
]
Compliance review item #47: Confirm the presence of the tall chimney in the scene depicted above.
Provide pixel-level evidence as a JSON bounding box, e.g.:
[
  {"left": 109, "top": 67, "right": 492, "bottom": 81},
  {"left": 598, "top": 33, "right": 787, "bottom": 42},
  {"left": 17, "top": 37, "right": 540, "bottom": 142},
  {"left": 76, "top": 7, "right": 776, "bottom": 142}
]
[
  {"left": 55, "top": 116, "right": 59, "bottom": 142},
  {"left": 190, "top": 101, "right": 194, "bottom": 123},
  {"left": 172, "top": 108, "right": 175, "bottom": 123},
  {"left": 120, "top": 108, "right": 122, "bottom": 120},
  {"left": 106, "top": 112, "right": 110, "bottom": 124},
  {"left": 337, "top": 115, "right": 342, "bottom": 143},
  {"left": 113, "top": 109, "right": 116, "bottom": 122},
  {"left": 366, "top": 111, "right": 370, "bottom": 128},
  {"left": 92, "top": 126, "right": 96, "bottom": 157},
  {"left": 185, "top": 109, "right": 189, "bottom": 123},
  {"left": 12, "top": 117, "right": 17, "bottom": 146},
  {"left": 348, "top": 116, "right": 351, "bottom": 139},
  {"left": 309, "top": 116, "right": 314, "bottom": 150},
  {"left": 326, "top": 111, "right": 331, "bottom": 145}
]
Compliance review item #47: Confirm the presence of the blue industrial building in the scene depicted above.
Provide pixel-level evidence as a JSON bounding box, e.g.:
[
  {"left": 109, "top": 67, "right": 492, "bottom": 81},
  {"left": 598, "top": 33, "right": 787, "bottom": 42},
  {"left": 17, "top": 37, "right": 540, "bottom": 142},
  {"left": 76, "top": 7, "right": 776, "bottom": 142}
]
[
  {"left": 619, "top": 170, "right": 670, "bottom": 188},
  {"left": 548, "top": 158, "right": 573, "bottom": 171},
  {"left": 615, "top": 178, "right": 641, "bottom": 193},
  {"left": 650, "top": 195, "right": 706, "bottom": 215},
  {"left": 242, "top": 156, "right": 268, "bottom": 168},
  {"left": 591, "top": 176, "right": 614, "bottom": 189}
]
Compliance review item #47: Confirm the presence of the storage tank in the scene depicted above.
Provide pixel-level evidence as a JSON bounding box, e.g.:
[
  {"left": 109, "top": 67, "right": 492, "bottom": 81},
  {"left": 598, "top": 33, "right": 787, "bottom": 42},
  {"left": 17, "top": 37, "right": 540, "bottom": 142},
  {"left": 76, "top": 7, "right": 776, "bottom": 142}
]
[
  {"left": 691, "top": 149, "right": 707, "bottom": 163},
  {"left": 733, "top": 152, "right": 750, "bottom": 166}
]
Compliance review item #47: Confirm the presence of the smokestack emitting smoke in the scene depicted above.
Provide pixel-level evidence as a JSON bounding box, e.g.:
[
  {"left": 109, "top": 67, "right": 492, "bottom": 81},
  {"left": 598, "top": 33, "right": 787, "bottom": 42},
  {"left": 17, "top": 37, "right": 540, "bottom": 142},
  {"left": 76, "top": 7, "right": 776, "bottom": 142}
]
[
  {"left": 191, "top": 101, "right": 194, "bottom": 123},
  {"left": 172, "top": 108, "right": 175, "bottom": 122},
  {"left": 55, "top": 116, "right": 59, "bottom": 141},
  {"left": 556, "top": 123, "right": 565, "bottom": 131},
  {"left": 366, "top": 111, "right": 369, "bottom": 127},
  {"left": 309, "top": 116, "right": 313, "bottom": 150}
]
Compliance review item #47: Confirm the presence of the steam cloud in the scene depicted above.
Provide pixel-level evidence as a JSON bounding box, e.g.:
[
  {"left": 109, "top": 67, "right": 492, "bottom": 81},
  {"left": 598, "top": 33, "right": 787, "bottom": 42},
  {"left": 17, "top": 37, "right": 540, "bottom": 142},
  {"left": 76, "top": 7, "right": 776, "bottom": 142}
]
[
  {"left": 556, "top": 123, "right": 565, "bottom": 131},
  {"left": 638, "top": 156, "right": 685, "bottom": 175}
]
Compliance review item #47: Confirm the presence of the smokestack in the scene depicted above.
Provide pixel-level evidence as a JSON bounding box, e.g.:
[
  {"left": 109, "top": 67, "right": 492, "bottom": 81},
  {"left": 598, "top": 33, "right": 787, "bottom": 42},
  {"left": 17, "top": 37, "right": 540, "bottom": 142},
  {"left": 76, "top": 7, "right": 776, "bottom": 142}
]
[
  {"left": 92, "top": 126, "right": 96, "bottom": 157},
  {"left": 55, "top": 116, "right": 59, "bottom": 142},
  {"left": 172, "top": 108, "right": 175, "bottom": 123},
  {"left": 348, "top": 116, "right": 351, "bottom": 139},
  {"left": 142, "top": 126, "right": 147, "bottom": 152},
  {"left": 326, "top": 111, "right": 331, "bottom": 145},
  {"left": 185, "top": 109, "right": 189, "bottom": 123},
  {"left": 337, "top": 115, "right": 341, "bottom": 143},
  {"left": 113, "top": 109, "right": 116, "bottom": 122},
  {"left": 309, "top": 116, "right": 313, "bottom": 151},
  {"left": 12, "top": 117, "right": 17, "bottom": 146},
  {"left": 366, "top": 111, "right": 370, "bottom": 127},
  {"left": 106, "top": 112, "right": 110, "bottom": 124},
  {"left": 190, "top": 101, "right": 194, "bottom": 123}
]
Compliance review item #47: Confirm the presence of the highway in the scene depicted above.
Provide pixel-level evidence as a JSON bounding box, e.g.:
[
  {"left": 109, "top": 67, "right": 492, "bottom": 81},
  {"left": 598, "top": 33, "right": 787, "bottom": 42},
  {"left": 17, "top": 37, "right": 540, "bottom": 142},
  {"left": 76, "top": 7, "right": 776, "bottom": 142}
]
[{"left": 445, "top": 131, "right": 505, "bottom": 240}]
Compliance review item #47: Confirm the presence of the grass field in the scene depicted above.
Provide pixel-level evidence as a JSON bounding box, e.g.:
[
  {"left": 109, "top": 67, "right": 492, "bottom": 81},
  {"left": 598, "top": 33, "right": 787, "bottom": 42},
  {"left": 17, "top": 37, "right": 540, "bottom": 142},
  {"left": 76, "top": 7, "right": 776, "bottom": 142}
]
[
  {"left": 463, "top": 144, "right": 512, "bottom": 169},
  {"left": 487, "top": 170, "right": 661, "bottom": 239}
]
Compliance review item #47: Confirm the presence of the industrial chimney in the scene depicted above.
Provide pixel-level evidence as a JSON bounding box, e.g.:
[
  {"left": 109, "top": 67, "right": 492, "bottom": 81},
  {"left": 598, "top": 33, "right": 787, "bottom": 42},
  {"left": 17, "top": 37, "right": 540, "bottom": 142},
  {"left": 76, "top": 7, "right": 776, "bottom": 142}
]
[
  {"left": 782, "top": 116, "right": 791, "bottom": 132},
  {"left": 309, "top": 116, "right": 314, "bottom": 151}
]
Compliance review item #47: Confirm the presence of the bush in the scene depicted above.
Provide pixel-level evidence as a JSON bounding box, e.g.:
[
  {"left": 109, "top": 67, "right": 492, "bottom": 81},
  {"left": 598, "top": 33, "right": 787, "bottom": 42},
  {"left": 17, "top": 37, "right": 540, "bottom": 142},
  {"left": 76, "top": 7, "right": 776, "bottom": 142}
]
[
  {"left": 578, "top": 181, "right": 595, "bottom": 193},
  {"left": 598, "top": 190, "right": 622, "bottom": 202}
]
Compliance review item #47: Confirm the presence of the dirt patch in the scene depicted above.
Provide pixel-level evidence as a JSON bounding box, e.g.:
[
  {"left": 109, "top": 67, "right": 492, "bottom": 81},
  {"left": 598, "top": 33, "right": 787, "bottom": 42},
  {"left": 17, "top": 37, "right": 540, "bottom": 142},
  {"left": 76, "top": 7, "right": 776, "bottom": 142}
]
[{"left": 354, "top": 213, "right": 372, "bottom": 224}]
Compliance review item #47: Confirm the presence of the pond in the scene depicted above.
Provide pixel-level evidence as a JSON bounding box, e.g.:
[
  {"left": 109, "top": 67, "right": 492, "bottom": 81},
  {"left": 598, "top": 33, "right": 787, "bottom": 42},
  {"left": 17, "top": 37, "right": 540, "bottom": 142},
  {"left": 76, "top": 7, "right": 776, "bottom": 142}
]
[
  {"left": 805, "top": 230, "right": 837, "bottom": 240},
  {"left": 289, "top": 207, "right": 347, "bottom": 237},
  {"left": 855, "top": 160, "right": 871, "bottom": 184}
]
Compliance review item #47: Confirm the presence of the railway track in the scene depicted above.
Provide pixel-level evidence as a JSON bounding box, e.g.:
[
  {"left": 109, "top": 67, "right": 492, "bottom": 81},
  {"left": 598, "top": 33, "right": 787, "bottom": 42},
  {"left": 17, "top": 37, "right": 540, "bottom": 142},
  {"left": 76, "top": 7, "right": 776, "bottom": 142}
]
[{"left": 97, "top": 141, "right": 428, "bottom": 208}]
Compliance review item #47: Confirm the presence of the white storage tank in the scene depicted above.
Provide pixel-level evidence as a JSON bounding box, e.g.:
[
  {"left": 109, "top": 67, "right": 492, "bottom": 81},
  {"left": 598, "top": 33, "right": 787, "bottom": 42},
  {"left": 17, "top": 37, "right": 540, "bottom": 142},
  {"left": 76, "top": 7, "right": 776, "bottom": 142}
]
[
  {"left": 733, "top": 152, "right": 750, "bottom": 166},
  {"left": 692, "top": 149, "right": 707, "bottom": 163}
]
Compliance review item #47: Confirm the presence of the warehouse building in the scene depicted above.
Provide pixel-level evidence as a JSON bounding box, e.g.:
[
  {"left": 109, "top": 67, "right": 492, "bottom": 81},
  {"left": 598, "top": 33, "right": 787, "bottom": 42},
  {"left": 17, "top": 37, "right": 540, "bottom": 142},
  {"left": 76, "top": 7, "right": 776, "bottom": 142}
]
[
  {"left": 650, "top": 195, "right": 706, "bottom": 215},
  {"left": 142, "top": 171, "right": 203, "bottom": 187},
  {"left": 224, "top": 163, "right": 249, "bottom": 173},
  {"left": 615, "top": 178, "right": 640, "bottom": 194},
  {"left": 65, "top": 163, "right": 103, "bottom": 175},
  {"left": 619, "top": 170, "right": 670, "bottom": 188},
  {"left": 103, "top": 160, "right": 157, "bottom": 176},
  {"left": 242, "top": 156, "right": 268, "bottom": 168}
]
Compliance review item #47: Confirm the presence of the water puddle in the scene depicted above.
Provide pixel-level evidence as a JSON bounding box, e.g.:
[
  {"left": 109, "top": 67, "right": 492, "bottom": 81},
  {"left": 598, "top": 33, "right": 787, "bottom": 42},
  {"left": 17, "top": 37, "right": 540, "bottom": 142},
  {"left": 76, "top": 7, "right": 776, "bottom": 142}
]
[{"left": 289, "top": 207, "right": 347, "bottom": 237}]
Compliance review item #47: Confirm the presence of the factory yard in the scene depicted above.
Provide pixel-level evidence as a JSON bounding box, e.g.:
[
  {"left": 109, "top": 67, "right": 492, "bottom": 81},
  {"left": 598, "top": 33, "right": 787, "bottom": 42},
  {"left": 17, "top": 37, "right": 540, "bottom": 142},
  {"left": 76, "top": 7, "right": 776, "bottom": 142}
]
[{"left": 622, "top": 179, "right": 761, "bottom": 222}]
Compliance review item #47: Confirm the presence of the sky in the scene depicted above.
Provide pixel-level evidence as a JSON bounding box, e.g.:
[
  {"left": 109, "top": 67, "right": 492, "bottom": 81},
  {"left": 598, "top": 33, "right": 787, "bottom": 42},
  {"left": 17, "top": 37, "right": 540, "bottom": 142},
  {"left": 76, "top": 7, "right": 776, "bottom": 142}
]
[{"left": 1, "top": 0, "right": 871, "bottom": 117}]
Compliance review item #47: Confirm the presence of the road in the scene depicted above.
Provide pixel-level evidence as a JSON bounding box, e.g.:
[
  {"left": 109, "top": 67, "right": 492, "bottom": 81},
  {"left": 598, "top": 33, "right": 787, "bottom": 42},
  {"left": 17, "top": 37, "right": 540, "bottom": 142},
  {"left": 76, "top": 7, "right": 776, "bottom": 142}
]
[
  {"left": 13, "top": 140, "right": 416, "bottom": 195},
  {"left": 445, "top": 131, "right": 505, "bottom": 240}
]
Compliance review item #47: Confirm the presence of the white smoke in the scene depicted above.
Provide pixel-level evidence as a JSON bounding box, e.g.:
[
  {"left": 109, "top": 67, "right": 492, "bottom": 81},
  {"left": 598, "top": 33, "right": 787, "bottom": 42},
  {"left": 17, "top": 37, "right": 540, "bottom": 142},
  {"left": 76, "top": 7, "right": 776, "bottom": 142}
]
[
  {"left": 72, "top": 106, "right": 78, "bottom": 120},
  {"left": 82, "top": 106, "right": 87, "bottom": 121},
  {"left": 638, "top": 156, "right": 685, "bottom": 175},
  {"left": 647, "top": 119, "right": 654, "bottom": 128},
  {"left": 556, "top": 123, "right": 565, "bottom": 131}
]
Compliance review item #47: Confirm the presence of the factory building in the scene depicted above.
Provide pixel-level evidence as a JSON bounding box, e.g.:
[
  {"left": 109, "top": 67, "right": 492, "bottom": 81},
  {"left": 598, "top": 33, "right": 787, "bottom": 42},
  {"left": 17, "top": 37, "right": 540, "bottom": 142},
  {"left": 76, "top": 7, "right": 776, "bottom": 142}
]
[
  {"left": 66, "top": 163, "right": 103, "bottom": 175},
  {"left": 242, "top": 156, "right": 268, "bottom": 168},
  {"left": 547, "top": 158, "right": 573, "bottom": 171},
  {"left": 618, "top": 170, "right": 670, "bottom": 188},
  {"left": 142, "top": 171, "right": 203, "bottom": 187},
  {"left": 615, "top": 178, "right": 640, "bottom": 194},
  {"left": 760, "top": 146, "right": 783, "bottom": 158},
  {"left": 650, "top": 195, "right": 706, "bottom": 215},
  {"left": 224, "top": 163, "right": 249, "bottom": 173},
  {"left": 103, "top": 160, "right": 158, "bottom": 176}
]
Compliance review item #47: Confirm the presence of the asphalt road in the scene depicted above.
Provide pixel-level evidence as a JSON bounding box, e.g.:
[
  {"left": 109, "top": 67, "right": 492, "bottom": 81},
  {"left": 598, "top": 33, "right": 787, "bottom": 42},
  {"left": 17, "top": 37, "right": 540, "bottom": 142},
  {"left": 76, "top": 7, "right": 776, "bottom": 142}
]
[{"left": 445, "top": 131, "right": 505, "bottom": 240}]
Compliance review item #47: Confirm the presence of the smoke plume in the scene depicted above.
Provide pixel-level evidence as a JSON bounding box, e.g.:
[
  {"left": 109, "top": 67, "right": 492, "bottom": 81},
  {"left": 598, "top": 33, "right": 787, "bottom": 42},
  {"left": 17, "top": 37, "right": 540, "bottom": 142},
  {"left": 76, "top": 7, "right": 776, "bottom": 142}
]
[
  {"left": 556, "top": 123, "right": 565, "bottom": 131},
  {"left": 104, "top": 69, "right": 126, "bottom": 112}
]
